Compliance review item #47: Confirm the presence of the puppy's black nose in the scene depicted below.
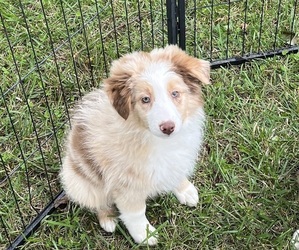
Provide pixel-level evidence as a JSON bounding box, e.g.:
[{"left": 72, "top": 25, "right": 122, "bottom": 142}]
[{"left": 159, "top": 121, "right": 175, "bottom": 135}]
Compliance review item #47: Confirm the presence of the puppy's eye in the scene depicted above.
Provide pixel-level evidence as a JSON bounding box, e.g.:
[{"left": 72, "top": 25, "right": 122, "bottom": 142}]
[
  {"left": 171, "top": 91, "right": 180, "bottom": 98},
  {"left": 141, "top": 96, "right": 151, "bottom": 104}
]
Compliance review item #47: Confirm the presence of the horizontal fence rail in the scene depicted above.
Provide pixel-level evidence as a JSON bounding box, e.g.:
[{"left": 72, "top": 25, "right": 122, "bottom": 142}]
[{"left": 0, "top": 0, "right": 298, "bottom": 249}]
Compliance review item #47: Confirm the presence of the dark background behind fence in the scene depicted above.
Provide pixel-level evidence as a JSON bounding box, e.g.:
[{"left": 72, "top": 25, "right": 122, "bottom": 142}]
[{"left": 0, "top": 0, "right": 298, "bottom": 249}]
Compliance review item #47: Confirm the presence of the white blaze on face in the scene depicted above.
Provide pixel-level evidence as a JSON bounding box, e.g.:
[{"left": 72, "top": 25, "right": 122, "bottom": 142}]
[{"left": 140, "top": 62, "right": 183, "bottom": 138}]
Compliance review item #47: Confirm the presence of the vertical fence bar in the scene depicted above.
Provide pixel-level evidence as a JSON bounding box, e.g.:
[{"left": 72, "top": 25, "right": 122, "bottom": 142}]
[
  {"left": 166, "top": 0, "right": 177, "bottom": 45},
  {"left": 95, "top": 0, "right": 108, "bottom": 77},
  {"left": 166, "top": 0, "right": 186, "bottom": 49},
  {"left": 110, "top": 0, "right": 120, "bottom": 58},
  {"left": 258, "top": 0, "right": 265, "bottom": 52},
  {"left": 241, "top": 0, "right": 248, "bottom": 56},
  {"left": 226, "top": 0, "right": 231, "bottom": 59},
  {"left": 0, "top": 215, "right": 12, "bottom": 247},
  {"left": 59, "top": 0, "right": 82, "bottom": 98},
  {"left": 193, "top": 0, "right": 197, "bottom": 57},
  {"left": 0, "top": 151, "right": 26, "bottom": 229},
  {"left": 273, "top": 0, "right": 282, "bottom": 50},
  {"left": 149, "top": 0, "right": 155, "bottom": 48},
  {"left": 289, "top": 0, "right": 298, "bottom": 45},
  {"left": 137, "top": 0, "right": 144, "bottom": 50},
  {"left": 177, "top": 0, "right": 185, "bottom": 50},
  {"left": 210, "top": 0, "right": 215, "bottom": 60},
  {"left": 124, "top": 0, "right": 132, "bottom": 52},
  {"left": 77, "top": 0, "right": 95, "bottom": 86},
  {"left": 161, "top": 0, "right": 165, "bottom": 47}
]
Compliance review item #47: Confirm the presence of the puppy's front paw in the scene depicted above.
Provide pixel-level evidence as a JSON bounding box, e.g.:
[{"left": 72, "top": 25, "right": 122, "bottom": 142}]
[
  {"left": 130, "top": 223, "right": 158, "bottom": 245},
  {"left": 120, "top": 210, "right": 158, "bottom": 245},
  {"left": 174, "top": 182, "right": 199, "bottom": 207}
]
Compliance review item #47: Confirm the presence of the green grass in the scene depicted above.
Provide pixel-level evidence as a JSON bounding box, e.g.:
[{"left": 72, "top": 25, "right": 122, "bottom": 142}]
[{"left": 0, "top": 0, "right": 298, "bottom": 249}]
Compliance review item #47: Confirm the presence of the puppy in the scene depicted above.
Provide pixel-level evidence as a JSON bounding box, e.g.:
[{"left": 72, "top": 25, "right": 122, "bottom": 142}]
[
  {"left": 292, "top": 230, "right": 299, "bottom": 249},
  {"left": 60, "top": 45, "right": 210, "bottom": 245}
]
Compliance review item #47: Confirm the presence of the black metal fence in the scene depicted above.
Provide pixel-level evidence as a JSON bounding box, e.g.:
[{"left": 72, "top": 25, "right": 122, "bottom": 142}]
[{"left": 0, "top": 0, "right": 298, "bottom": 249}]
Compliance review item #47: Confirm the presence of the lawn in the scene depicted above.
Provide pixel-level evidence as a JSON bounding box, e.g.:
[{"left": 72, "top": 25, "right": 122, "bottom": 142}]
[{"left": 0, "top": 0, "right": 298, "bottom": 249}]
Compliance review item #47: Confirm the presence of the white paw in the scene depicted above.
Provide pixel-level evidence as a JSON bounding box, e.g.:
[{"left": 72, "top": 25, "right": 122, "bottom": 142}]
[
  {"left": 120, "top": 209, "right": 158, "bottom": 245},
  {"left": 174, "top": 182, "right": 199, "bottom": 207},
  {"left": 100, "top": 217, "right": 117, "bottom": 233},
  {"left": 130, "top": 223, "right": 158, "bottom": 245},
  {"left": 291, "top": 229, "right": 299, "bottom": 250},
  {"left": 119, "top": 207, "right": 158, "bottom": 245}
]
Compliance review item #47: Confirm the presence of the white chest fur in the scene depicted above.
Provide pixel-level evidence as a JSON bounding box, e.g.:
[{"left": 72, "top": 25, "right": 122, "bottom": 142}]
[{"left": 145, "top": 108, "right": 205, "bottom": 195}]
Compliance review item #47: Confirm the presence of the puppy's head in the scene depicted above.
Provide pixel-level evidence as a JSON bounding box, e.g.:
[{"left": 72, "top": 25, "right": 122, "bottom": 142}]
[{"left": 104, "top": 45, "right": 210, "bottom": 137}]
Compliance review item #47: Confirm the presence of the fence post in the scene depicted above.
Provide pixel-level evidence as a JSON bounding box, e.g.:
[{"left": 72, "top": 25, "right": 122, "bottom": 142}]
[
  {"left": 166, "top": 0, "right": 186, "bottom": 50},
  {"left": 177, "top": 0, "right": 186, "bottom": 50},
  {"left": 166, "top": 0, "right": 177, "bottom": 45}
]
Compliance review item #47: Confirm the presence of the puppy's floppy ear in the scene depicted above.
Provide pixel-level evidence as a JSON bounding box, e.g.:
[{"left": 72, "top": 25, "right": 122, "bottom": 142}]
[
  {"left": 156, "top": 45, "right": 210, "bottom": 93},
  {"left": 104, "top": 64, "right": 132, "bottom": 120},
  {"left": 105, "top": 51, "right": 149, "bottom": 120}
]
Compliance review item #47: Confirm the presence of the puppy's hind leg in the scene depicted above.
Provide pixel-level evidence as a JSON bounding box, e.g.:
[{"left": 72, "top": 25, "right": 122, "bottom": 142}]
[
  {"left": 97, "top": 205, "right": 117, "bottom": 233},
  {"left": 61, "top": 158, "right": 118, "bottom": 232}
]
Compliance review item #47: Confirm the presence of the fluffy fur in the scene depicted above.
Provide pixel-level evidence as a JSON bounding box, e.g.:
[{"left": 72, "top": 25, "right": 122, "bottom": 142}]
[{"left": 60, "top": 45, "right": 210, "bottom": 245}]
